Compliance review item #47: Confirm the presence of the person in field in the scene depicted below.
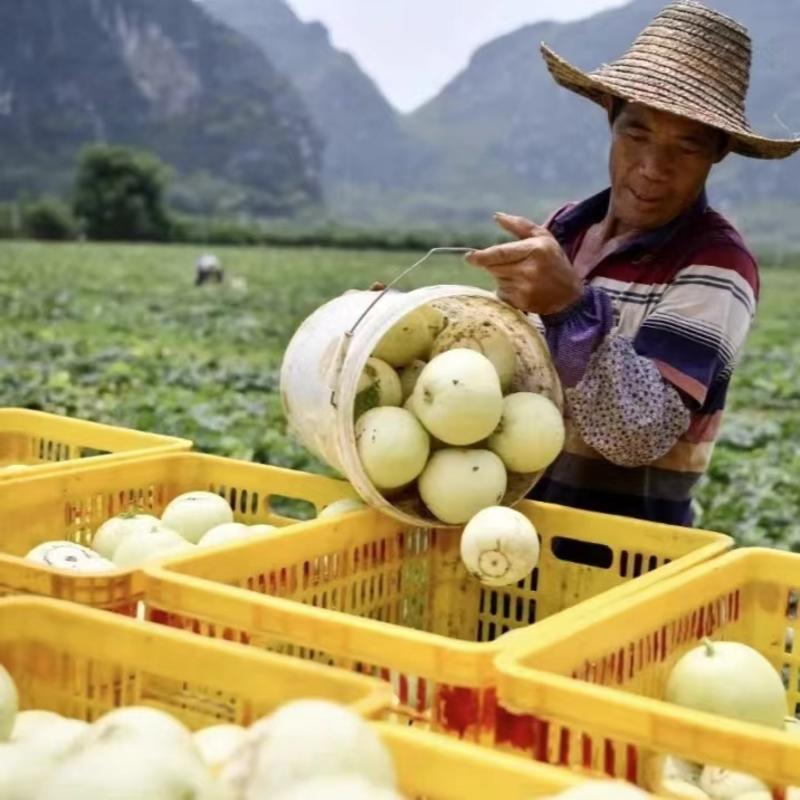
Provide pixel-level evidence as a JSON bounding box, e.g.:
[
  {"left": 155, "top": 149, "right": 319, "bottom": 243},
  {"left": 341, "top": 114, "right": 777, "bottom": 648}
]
[
  {"left": 195, "top": 253, "right": 224, "bottom": 286},
  {"left": 467, "top": 0, "right": 800, "bottom": 526}
]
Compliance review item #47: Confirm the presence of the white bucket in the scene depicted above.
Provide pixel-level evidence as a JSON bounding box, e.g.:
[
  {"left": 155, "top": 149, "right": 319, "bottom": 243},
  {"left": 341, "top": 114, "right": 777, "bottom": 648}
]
[{"left": 280, "top": 284, "right": 562, "bottom": 527}]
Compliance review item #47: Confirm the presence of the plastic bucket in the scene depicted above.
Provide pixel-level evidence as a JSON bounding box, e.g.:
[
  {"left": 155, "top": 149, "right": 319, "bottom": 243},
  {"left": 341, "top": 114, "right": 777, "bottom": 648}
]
[{"left": 280, "top": 284, "right": 562, "bottom": 527}]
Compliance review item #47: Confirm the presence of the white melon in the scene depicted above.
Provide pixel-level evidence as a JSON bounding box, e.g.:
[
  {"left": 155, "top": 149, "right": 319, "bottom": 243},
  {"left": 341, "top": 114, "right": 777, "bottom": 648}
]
[
  {"left": 273, "top": 773, "right": 403, "bottom": 800},
  {"left": 665, "top": 640, "right": 787, "bottom": 729},
  {"left": 112, "top": 529, "right": 194, "bottom": 567},
  {"left": 372, "top": 309, "right": 433, "bottom": 367},
  {"left": 35, "top": 739, "right": 225, "bottom": 800},
  {"left": 198, "top": 523, "right": 252, "bottom": 548},
  {"left": 418, "top": 449, "right": 507, "bottom": 524},
  {"left": 25, "top": 541, "right": 113, "bottom": 573},
  {"left": 92, "top": 513, "right": 164, "bottom": 560},
  {"left": 317, "top": 498, "right": 366, "bottom": 519},
  {"left": 355, "top": 357, "right": 402, "bottom": 416},
  {"left": 410, "top": 349, "right": 503, "bottom": 445},
  {"left": 355, "top": 407, "right": 430, "bottom": 490},
  {"left": 460, "top": 506, "right": 540, "bottom": 587},
  {"left": 418, "top": 304, "right": 447, "bottom": 339},
  {"left": 488, "top": 392, "right": 565, "bottom": 473},
  {"left": 248, "top": 524, "right": 277, "bottom": 536},
  {"left": 699, "top": 766, "right": 769, "bottom": 800},
  {"left": 398, "top": 359, "right": 427, "bottom": 402},
  {"left": 160, "top": 492, "right": 233, "bottom": 544},
  {"left": 430, "top": 320, "right": 516, "bottom": 390},
  {"left": 219, "top": 700, "right": 395, "bottom": 799},
  {"left": 193, "top": 724, "right": 247, "bottom": 773}
]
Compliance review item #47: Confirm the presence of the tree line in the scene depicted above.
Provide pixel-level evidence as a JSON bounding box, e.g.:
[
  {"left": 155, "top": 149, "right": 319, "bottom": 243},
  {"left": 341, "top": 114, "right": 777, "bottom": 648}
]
[{"left": 1, "top": 144, "right": 504, "bottom": 251}]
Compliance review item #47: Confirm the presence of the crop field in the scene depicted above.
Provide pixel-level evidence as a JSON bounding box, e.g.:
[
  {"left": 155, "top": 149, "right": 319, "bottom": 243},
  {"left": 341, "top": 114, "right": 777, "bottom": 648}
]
[{"left": 0, "top": 240, "right": 798, "bottom": 547}]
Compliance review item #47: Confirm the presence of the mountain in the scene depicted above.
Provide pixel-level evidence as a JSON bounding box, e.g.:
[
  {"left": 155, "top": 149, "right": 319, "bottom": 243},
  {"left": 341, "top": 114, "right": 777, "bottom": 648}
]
[
  {"left": 406, "top": 0, "right": 800, "bottom": 235},
  {"left": 2, "top": 0, "right": 799, "bottom": 240},
  {"left": 0, "top": 0, "right": 322, "bottom": 216},
  {"left": 201, "top": 0, "right": 800, "bottom": 235},
  {"left": 200, "top": 0, "right": 433, "bottom": 203}
]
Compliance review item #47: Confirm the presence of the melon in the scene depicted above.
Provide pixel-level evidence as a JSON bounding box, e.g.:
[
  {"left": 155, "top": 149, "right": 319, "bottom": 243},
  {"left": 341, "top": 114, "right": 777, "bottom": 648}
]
[
  {"left": 219, "top": 700, "right": 396, "bottom": 799},
  {"left": 488, "top": 392, "right": 565, "bottom": 473},
  {"left": 418, "top": 304, "right": 447, "bottom": 339},
  {"left": 460, "top": 506, "right": 540, "bottom": 587},
  {"left": 355, "top": 357, "right": 402, "bottom": 417},
  {"left": 317, "top": 498, "right": 366, "bottom": 519},
  {"left": 198, "top": 523, "right": 252, "bottom": 548},
  {"left": 111, "top": 529, "right": 194, "bottom": 567},
  {"left": 410, "top": 349, "right": 503, "bottom": 446},
  {"left": 430, "top": 320, "right": 516, "bottom": 390},
  {"left": 161, "top": 491, "right": 234, "bottom": 544},
  {"left": 699, "top": 766, "right": 769, "bottom": 800},
  {"left": 418, "top": 449, "right": 507, "bottom": 524},
  {"left": 398, "top": 359, "right": 427, "bottom": 402},
  {"left": 355, "top": 407, "right": 430, "bottom": 490},
  {"left": 665, "top": 640, "right": 787, "bottom": 729},
  {"left": 92, "top": 513, "right": 165, "bottom": 560},
  {"left": 372, "top": 309, "right": 433, "bottom": 367},
  {"left": 25, "top": 541, "right": 113, "bottom": 572}
]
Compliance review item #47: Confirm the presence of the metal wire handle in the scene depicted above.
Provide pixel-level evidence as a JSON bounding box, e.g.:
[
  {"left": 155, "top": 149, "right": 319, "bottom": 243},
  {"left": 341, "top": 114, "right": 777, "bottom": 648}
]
[{"left": 344, "top": 247, "right": 475, "bottom": 338}]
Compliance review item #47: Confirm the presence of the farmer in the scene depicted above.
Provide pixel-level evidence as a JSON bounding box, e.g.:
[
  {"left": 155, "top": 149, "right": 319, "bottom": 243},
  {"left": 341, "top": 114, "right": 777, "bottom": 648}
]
[
  {"left": 467, "top": 0, "right": 800, "bottom": 526},
  {"left": 195, "top": 252, "right": 224, "bottom": 286}
]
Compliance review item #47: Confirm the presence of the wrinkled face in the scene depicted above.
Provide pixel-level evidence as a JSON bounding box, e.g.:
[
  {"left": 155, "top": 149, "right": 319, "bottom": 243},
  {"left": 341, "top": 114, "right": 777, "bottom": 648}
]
[{"left": 609, "top": 102, "right": 723, "bottom": 231}]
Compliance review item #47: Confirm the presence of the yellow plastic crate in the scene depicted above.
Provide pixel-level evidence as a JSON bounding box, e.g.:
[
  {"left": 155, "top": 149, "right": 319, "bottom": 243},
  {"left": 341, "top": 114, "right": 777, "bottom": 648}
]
[
  {"left": 0, "top": 407, "right": 191, "bottom": 479},
  {"left": 495, "top": 548, "right": 800, "bottom": 789},
  {"left": 0, "top": 595, "right": 390, "bottom": 728},
  {"left": 0, "top": 596, "right": 615, "bottom": 799},
  {"left": 379, "top": 722, "right": 599, "bottom": 799},
  {"left": 143, "top": 501, "right": 731, "bottom": 748},
  {"left": 0, "top": 451, "right": 356, "bottom": 611}
]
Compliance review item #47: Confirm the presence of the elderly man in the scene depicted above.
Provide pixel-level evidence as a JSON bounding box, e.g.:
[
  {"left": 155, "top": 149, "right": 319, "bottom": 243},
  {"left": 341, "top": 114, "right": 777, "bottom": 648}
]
[{"left": 467, "top": 0, "right": 800, "bottom": 526}]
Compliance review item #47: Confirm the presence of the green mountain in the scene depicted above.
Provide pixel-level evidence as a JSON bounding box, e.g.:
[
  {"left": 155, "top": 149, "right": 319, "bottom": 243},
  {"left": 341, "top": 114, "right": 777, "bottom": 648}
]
[
  {"left": 0, "top": 0, "right": 322, "bottom": 216},
  {"left": 3, "top": 0, "right": 799, "bottom": 242},
  {"left": 199, "top": 0, "right": 434, "bottom": 213},
  {"left": 203, "top": 0, "right": 800, "bottom": 235}
]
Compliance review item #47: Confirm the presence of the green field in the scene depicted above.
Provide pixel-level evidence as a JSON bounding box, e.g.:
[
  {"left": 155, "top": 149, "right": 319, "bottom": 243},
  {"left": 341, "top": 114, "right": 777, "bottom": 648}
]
[{"left": 1, "top": 241, "right": 798, "bottom": 547}]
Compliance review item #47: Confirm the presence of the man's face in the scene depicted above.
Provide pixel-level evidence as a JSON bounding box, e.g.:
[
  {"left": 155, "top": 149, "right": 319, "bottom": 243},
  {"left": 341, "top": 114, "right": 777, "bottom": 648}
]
[{"left": 609, "top": 102, "right": 722, "bottom": 231}]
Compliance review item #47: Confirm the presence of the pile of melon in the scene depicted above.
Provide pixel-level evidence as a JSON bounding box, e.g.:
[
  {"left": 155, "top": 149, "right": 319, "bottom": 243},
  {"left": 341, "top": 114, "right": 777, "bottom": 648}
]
[
  {"left": 0, "top": 665, "right": 403, "bottom": 799},
  {"left": 22, "top": 494, "right": 364, "bottom": 573},
  {"left": 353, "top": 302, "right": 565, "bottom": 525}
]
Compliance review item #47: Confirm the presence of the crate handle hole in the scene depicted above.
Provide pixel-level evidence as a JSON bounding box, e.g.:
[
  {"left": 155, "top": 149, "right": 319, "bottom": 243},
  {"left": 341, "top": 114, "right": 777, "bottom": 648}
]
[
  {"left": 268, "top": 494, "right": 317, "bottom": 520},
  {"left": 551, "top": 537, "right": 613, "bottom": 569}
]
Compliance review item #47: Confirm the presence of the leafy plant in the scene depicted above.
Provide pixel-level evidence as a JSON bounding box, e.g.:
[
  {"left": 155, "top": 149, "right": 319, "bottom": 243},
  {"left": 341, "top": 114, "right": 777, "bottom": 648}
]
[
  {"left": 23, "top": 197, "right": 77, "bottom": 241},
  {"left": 0, "top": 241, "right": 797, "bottom": 548},
  {"left": 73, "top": 145, "right": 173, "bottom": 242}
]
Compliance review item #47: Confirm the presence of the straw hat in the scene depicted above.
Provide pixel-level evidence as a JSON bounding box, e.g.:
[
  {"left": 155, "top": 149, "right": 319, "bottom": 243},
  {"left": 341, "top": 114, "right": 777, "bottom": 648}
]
[{"left": 541, "top": 0, "right": 800, "bottom": 159}]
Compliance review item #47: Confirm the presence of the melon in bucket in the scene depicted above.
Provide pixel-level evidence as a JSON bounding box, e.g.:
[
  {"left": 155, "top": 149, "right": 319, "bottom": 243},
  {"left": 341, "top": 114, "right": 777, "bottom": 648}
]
[{"left": 280, "top": 286, "right": 563, "bottom": 527}]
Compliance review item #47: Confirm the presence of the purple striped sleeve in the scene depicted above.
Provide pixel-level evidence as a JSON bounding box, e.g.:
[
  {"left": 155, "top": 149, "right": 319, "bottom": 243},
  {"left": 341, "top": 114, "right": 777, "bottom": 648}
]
[{"left": 540, "top": 285, "right": 615, "bottom": 387}]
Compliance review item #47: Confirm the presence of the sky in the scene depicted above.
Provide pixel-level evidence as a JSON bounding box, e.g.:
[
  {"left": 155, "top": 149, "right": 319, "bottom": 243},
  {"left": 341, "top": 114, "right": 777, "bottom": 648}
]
[{"left": 285, "top": 0, "right": 630, "bottom": 112}]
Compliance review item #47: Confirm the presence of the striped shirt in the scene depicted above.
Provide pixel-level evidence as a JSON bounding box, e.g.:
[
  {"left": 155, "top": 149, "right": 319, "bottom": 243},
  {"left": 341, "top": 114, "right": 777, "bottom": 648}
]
[{"left": 529, "top": 188, "right": 759, "bottom": 525}]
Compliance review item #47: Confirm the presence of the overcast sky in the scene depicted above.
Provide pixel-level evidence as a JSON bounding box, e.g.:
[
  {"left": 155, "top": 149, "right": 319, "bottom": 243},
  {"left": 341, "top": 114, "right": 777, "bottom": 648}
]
[{"left": 285, "top": 0, "right": 630, "bottom": 111}]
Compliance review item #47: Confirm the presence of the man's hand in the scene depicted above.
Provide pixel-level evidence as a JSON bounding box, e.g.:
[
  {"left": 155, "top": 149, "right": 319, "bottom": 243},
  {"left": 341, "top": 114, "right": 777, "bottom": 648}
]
[
  {"left": 466, "top": 212, "right": 582, "bottom": 315},
  {"left": 493, "top": 211, "right": 538, "bottom": 240}
]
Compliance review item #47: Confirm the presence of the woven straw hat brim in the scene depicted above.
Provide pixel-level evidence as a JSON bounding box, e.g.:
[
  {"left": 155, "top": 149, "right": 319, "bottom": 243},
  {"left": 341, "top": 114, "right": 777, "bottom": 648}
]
[{"left": 541, "top": 43, "right": 800, "bottom": 160}]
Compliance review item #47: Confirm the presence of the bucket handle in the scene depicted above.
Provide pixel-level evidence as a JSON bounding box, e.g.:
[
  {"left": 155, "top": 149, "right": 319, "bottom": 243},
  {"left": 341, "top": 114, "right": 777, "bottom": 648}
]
[
  {"left": 344, "top": 247, "right": 475, "bottom": 337},
  {"left": 330, "top": 246, "right": 474, "bottom": 409}
]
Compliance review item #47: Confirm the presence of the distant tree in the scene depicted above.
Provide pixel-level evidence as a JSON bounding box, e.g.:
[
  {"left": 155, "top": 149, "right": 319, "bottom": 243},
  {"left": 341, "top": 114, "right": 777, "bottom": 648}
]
[
  {"left": 73, "top": 145, "right": 173, "bottom": 241},
  {"left": 0, "top": 203, "right": 22, "bottom": 239},
  {"left": 23, "top": 197, "right": 77, "bottom": 241}
]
